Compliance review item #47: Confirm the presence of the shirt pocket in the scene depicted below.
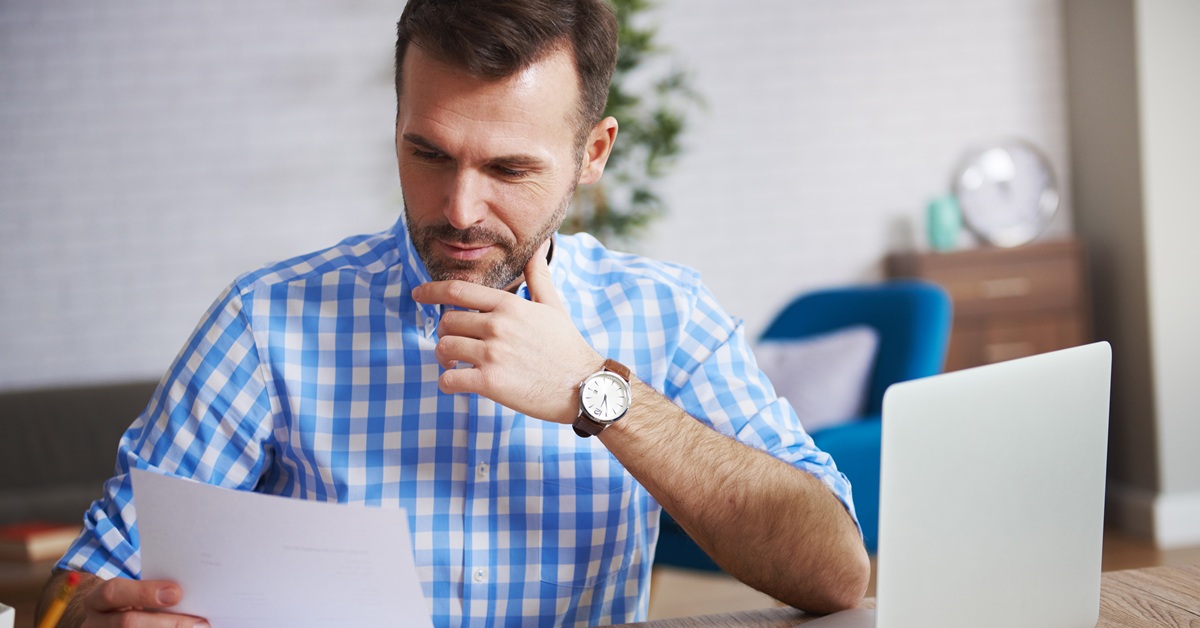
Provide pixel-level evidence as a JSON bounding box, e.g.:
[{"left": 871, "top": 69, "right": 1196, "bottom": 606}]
[{"left": 538, "top": 450, "right": 638, "bottom": 588}]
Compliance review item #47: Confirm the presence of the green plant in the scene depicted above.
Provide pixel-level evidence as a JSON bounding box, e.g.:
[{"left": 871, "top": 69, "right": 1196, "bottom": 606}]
[{"left": 562, "top": 0, "right": 701, "bottom": 247}]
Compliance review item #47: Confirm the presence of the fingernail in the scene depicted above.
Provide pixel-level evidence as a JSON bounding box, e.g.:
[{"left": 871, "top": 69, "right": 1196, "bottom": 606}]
[
  {"left": 157, "top": 586, "right": 181, "bottom": 605},
  {"left": 195, "top": 622, "right": 211, "bottom": 628}
]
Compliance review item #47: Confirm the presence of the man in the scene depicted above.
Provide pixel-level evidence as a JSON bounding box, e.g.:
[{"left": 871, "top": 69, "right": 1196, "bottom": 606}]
[{"left": 39, "top": 1, "right": 869, "bottom": 625}]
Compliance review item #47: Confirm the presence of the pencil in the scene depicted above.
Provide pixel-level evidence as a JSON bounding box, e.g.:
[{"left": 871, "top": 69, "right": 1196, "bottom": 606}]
[{"left": 36, "top": 571, "right": 80, "bottom": 628}]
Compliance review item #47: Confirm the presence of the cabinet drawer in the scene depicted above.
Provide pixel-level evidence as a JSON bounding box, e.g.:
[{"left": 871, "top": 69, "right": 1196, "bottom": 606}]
[
  {"left": 946, "top": 315, "right": 1087, "bottom": 371},
  {"left": 887, "top": 239, "right": 1091, "bottom": 372},
  {"left": 926, "top": 256, "right": 1081, "bottom": 316}
]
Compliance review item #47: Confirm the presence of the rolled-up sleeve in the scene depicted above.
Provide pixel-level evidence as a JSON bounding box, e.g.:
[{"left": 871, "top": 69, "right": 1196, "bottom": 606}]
[
  {"left": 58, "top": 280, "right": 276, "bottom": 578},
  {"left": 664, "top": 283, "right": 859, "bottom": 529}
]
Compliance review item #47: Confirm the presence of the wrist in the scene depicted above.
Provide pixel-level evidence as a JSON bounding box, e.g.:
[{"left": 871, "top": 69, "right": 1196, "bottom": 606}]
[{"left": 594, "top": 377, "right": 657, "bottom": 442}]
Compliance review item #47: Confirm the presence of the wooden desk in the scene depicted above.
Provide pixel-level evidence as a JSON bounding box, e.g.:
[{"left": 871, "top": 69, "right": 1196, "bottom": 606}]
[
  {"left": 611, "top": 564, "right": 1200, "bottom": 627},
  {"left": 0, "top": 558, "right": 55, "bottom": 628},
  {"left": 7, "top": 563, "right": 1196, "bottom": 626}
]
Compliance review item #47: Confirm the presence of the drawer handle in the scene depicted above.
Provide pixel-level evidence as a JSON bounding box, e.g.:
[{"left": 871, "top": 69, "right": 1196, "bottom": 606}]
[{"left": 980, "top": 277, "right": 1032, "bottom": 299}]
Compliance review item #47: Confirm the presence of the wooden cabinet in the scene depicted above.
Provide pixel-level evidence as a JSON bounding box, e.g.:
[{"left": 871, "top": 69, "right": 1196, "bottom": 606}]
[{"left": 887, "top": 239, "right": 1092, "bottom": 372}]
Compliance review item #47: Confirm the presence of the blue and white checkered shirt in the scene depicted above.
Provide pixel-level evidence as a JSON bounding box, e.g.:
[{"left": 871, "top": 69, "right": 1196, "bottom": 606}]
[{"left": 60, "top": 218, "right": 856, "bottom": 627}]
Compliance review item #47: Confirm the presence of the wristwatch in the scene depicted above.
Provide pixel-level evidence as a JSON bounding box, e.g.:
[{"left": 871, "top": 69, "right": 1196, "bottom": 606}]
[{"left": 573, "top": 359, "right": 632, "bottom": 437}]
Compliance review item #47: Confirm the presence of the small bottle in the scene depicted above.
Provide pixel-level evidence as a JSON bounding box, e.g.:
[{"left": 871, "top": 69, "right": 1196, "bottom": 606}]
[{"left": 927, "top": 194, "right": 962, "bottom": 252}]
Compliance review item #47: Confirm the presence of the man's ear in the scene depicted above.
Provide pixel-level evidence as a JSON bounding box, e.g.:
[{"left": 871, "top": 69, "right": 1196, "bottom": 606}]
[{"left": 577, "top": 116, "right": 619, "bottom": 185}]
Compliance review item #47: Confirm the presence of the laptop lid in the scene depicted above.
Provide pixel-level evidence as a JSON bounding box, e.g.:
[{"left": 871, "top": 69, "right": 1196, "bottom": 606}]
[{"left": 873, "top": 342, "right": 1111, "bottom": 628}]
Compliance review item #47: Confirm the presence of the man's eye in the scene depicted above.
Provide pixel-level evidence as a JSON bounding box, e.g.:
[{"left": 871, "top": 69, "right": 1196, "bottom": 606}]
[
  {"left": 411, "top": 149, "right": 444, "bottom": 161},
  {"left": 493, "top": 165, "right": 529, "bottom": 179}
]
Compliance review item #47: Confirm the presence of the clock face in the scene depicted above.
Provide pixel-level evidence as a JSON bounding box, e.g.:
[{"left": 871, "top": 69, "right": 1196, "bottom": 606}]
[
  {"left": 953, "top": 140, "right": 1059, "bottom": 247},
  {"left": 580, "top": 371, "right": 630, "bottom": 423}
]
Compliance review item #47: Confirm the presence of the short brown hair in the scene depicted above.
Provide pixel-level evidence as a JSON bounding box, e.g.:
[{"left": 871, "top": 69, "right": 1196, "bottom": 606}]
[{"left": 395, "top": 0, "right": 618, "bottom": 139}]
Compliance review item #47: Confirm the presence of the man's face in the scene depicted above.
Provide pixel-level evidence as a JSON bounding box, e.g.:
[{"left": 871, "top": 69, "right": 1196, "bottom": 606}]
[{"left": 396, "top": 45, "right": 589, "bottom": 290}]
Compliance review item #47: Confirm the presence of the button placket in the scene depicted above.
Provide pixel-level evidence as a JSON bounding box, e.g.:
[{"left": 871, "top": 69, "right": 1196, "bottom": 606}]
[
  {"left": 463, "top": 391, "right": 496, "bottom": 608},
  {"left": 419, "top": 304, "right": 440, "bottom": 338}
]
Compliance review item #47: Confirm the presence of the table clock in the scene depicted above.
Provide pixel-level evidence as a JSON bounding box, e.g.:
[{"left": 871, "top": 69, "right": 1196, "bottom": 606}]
[{"left": 951, "top": 139, "right": 1059, "bottom": 247}]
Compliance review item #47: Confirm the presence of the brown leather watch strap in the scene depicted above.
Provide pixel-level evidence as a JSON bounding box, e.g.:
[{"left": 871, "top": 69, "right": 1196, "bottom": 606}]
[
  {"left": 601, "top": 358, "right": 630, "bottom": 381},
  {"left": 572, "top": 418, "right": 606, "bottom": 438}
]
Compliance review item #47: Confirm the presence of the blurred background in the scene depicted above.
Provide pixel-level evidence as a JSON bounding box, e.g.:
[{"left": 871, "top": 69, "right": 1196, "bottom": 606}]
[{"left": 0, "top": 0, "right": 1195, "bottom": 556}]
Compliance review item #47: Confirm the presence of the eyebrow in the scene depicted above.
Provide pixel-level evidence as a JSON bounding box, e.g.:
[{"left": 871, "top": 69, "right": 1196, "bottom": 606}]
[
  {"left": 401, "top": 133, "right": 444, "bottom": 153},
  {"left": 401, "top": 133, "right": 547, "bottom": 169}
]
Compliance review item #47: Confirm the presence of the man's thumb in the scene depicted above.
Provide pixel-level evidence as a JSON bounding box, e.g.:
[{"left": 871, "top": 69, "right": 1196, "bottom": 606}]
[{"left": 525, "top": 237, "right": 563, "bottom": 309}]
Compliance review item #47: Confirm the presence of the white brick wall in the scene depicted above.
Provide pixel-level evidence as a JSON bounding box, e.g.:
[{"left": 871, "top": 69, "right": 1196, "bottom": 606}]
[
  {"left": 0, "top": 0, "right": 1071, "bottom": 391},
  {"left": 646, "top": 0, "right": 1072, "bottom": 336},
  {"left": 0, "top": 1, "right": 402, "bottom": 390}
]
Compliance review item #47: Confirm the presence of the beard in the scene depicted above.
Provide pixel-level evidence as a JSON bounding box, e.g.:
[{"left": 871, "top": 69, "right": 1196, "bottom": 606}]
[{"left": 405, "top": 183, "right": 574, "bottom": 290}]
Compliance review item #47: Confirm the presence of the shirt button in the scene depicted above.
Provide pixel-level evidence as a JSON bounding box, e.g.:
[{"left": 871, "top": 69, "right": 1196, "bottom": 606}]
[
  {"left": 424, "top": 318, "right": 435, "bottom": 333},
  {"left": 476, "top": 462, "right": 489, "bottom": 480},
  {"left": 473, "top": 567, "right": 488, "bottom": 583}
]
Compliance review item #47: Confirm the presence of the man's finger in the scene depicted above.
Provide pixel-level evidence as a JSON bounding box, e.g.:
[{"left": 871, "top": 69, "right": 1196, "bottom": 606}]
[
  {"left": 439, "top": 365, "right": 485, "bottom": 396},
  {"left": 439, "top": 309, "right": 491, "bottom": 340},
  {"left": 86, "top": 578, "right": 181, "bottom": 612},
  {"left": 524, "top": 237, "right": 564, "bottom": 310},
  {"left": 434, "top": 335, "right": 486, "bottom": 370},
  {"left": 413, "top": 280, "right": 504, "bottom": 311},
  {"left": 88, "top": 609, "right": 209, "bottom": 628}
]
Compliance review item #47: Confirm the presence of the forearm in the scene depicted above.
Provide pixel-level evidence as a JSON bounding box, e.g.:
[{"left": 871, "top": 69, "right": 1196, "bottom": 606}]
[{"left": 598, "top": 379, "right": 869, "bottom": 613}]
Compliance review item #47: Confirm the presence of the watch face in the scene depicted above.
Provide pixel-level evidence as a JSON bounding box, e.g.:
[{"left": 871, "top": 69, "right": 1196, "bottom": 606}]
[
  {"left": 580, "top": 371, "right": 630, "bottom": 424},
  {"left": 953, "top": 140, "right": 1059, "bottom": 247}
]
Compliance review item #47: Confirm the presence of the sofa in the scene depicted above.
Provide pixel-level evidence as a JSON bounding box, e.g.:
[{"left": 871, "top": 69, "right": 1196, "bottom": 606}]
[{"left": 0, "top": 381, "right": 158, "bottom": 527}]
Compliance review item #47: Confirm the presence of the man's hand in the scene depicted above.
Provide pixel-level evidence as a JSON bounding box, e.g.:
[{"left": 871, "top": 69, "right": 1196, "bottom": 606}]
[
  {"left": 38, "top": 570, "right": 209, "bottom": 628},
  {"left": 412, "top": 239, "right": 602, "bottom": 424}
]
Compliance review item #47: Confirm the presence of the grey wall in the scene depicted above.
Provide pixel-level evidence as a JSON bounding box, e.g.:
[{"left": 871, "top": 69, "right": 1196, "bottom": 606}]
[
  {"left": 1135, "top": 0, "right": 1200, "bottom": 503},
  {"left": 1064, "top": 0, "right": 1158, "bottom": 497},
  {"left": 1065, "top": 0, "right": 1200, "bottom": 547}
]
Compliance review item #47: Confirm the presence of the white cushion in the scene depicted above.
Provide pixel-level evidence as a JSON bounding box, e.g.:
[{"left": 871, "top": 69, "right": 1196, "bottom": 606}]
[{"left": 754, "top": 325, "right": 880, "bottom": 434}]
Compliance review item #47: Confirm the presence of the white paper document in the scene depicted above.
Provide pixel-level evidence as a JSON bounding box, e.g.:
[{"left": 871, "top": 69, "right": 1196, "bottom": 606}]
[{"left": 131, "top": 468, "right": 432, "bottom": 627}]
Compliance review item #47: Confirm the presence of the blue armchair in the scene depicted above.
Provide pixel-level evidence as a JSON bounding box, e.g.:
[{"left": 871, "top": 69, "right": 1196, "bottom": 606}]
[{"left": 654, "top": 280, "right": 951, "bottom": 570}]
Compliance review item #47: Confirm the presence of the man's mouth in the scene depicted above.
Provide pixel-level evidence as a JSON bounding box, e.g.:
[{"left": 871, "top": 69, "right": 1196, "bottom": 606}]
[{"left": 436, "top": 239, "right": 495, "bottom": 261}]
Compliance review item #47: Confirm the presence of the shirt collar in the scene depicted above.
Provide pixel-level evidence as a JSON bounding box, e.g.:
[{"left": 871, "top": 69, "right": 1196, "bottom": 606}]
[
  {"left": 392, "top": 215, "right": 433, "bottom": 289},
  {"left": 510, "top": 234, "right": 561, "bottom": 302},
  {"left": 392, "top": 217, "right": 441, "bottom": 331}
]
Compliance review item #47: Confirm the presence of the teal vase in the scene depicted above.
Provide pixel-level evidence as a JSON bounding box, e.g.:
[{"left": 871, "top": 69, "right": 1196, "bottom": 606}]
[{"left": 927, "top": 195, "right": 962, "bottom": 252}]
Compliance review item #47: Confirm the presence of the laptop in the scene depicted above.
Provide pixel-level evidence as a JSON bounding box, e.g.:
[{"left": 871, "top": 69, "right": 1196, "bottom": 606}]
[{"left": 803, "top": 342, "right": 1111, "bottom": 627}]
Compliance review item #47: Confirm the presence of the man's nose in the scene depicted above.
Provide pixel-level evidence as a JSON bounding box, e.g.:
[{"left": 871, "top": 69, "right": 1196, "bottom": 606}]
[{"left": 444, "top": 171, "right": 488, "bottom": 230}]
